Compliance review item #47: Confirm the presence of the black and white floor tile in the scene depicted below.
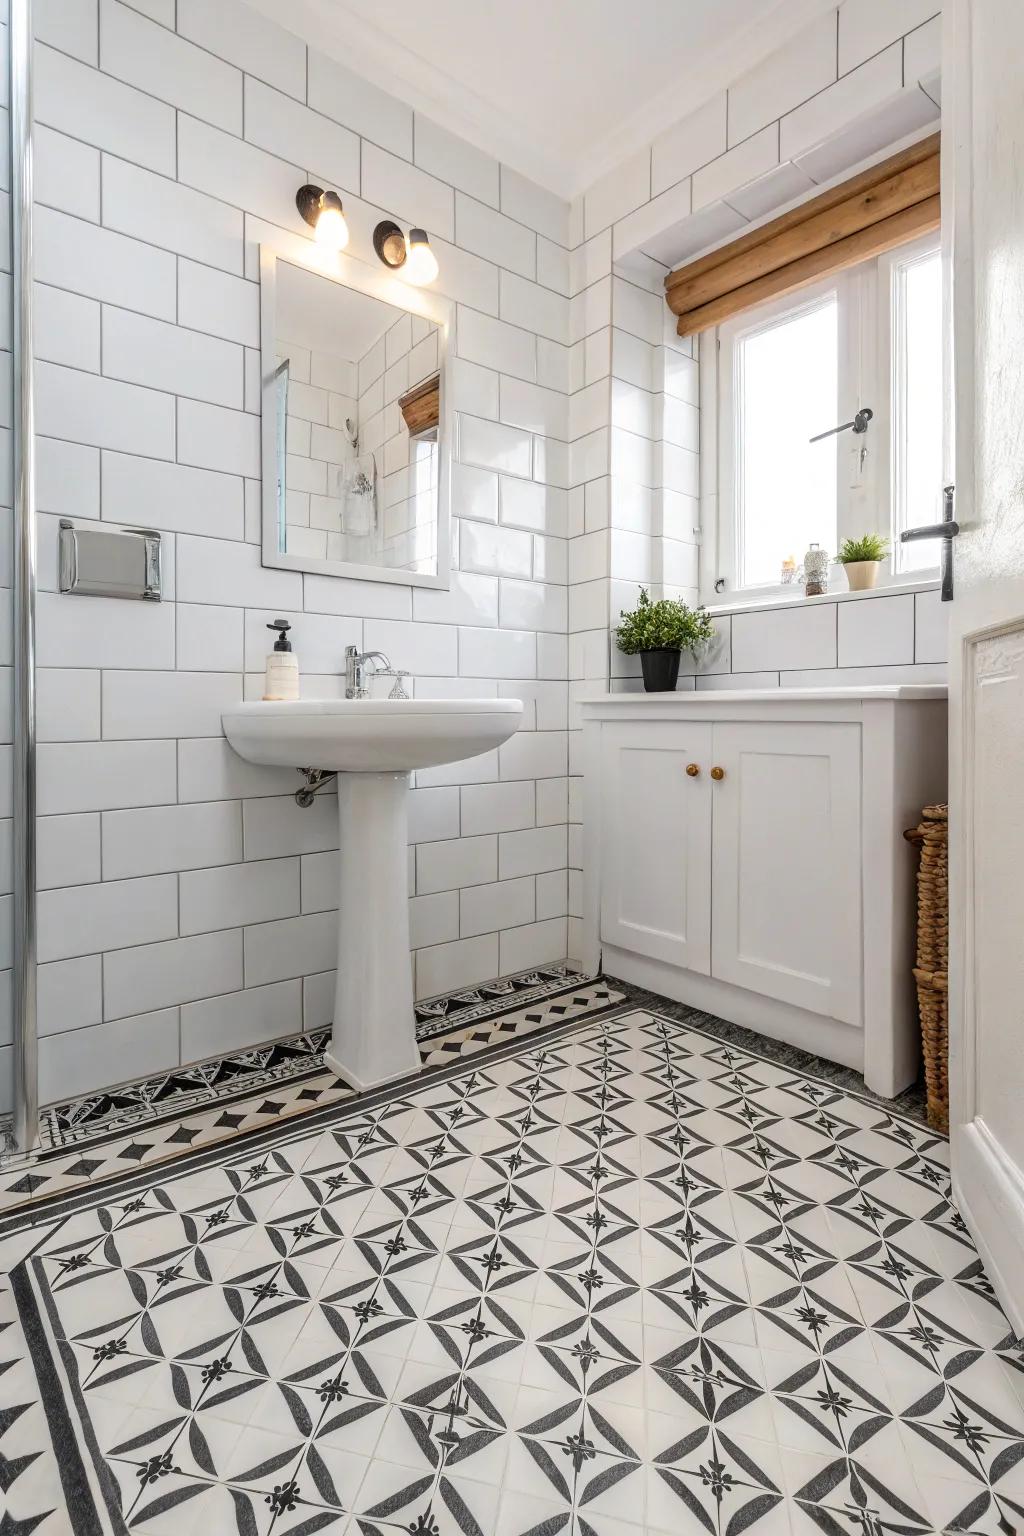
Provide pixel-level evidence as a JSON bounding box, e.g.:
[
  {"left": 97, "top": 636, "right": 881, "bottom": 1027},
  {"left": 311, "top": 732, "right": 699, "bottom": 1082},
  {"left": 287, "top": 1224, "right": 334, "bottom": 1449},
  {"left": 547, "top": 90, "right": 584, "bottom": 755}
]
[
  {"left": 30, "top": 967, "right": 591, "bottom": 1153},
  {"left": 2, "top": 1006, "right": 1023, "bottom": 1535},
  {"left": 0, "top": 973, "right": 623, "bottom": 1216}
]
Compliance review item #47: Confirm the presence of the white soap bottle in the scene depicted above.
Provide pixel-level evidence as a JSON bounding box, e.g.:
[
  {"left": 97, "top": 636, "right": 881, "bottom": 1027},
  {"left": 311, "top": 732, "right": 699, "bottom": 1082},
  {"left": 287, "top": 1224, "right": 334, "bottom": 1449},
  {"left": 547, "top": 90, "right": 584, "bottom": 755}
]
[{"left": 263, "top": 619, "right": 300, "bottom": 701}]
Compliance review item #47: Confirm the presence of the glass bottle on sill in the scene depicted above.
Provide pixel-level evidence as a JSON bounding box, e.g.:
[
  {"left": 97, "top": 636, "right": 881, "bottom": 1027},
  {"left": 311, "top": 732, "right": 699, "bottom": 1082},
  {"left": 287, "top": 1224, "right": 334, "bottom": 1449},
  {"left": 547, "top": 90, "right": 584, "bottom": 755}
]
[{"left": 803, "top": 542, "right": 830, "bottom": 596}]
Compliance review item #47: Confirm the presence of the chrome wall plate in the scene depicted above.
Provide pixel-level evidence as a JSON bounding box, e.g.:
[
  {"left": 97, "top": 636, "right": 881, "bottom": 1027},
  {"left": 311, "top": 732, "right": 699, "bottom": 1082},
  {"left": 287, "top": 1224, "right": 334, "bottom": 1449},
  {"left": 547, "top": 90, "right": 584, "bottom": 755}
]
[{"left": 58, "top": 519, "right": 162, "bottom": 601}]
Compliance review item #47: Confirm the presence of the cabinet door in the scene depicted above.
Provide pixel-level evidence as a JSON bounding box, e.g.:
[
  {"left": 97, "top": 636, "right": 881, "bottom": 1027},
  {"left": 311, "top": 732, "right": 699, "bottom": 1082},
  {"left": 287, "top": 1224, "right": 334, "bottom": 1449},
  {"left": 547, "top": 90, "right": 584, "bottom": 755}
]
[
  {"left": 600, "top": 721, "right": 713, "bottom": 973},
  {"left": 710, "top": 721, "right": 862, "bottom": 1024}
]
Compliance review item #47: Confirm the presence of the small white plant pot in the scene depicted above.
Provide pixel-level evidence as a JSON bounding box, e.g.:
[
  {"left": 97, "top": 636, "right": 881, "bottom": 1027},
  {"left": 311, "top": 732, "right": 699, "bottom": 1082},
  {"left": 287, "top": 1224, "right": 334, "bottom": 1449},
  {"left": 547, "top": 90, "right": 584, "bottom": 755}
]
[{"left": 842, "top": 560, "right": 881, "bottom": 591}]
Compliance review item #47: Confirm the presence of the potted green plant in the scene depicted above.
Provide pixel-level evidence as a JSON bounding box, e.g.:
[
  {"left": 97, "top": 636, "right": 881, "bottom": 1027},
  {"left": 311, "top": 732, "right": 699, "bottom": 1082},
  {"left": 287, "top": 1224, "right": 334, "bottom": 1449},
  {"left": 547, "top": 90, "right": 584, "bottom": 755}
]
[
  {"left": 836, "top": 533, "right": 890, "bottom": 591},
  {"left": 615, "top": 588, "right": 716, "bottom": 692}
]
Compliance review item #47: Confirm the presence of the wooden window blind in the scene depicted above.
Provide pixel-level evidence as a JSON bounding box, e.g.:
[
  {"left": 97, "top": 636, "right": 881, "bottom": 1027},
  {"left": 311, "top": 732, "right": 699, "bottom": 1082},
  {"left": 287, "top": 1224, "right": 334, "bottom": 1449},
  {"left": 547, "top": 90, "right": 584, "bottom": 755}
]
[
  {"left": 665, "top": 133, "right": 940, "bottom": 336},
  {"left": 398, "top": 373, "right": 440, "bottom": 440}
]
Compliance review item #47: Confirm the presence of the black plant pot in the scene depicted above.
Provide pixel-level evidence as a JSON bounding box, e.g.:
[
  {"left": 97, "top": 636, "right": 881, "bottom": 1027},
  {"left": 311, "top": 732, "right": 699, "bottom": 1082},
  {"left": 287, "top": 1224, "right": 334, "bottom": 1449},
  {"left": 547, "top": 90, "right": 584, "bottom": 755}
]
[{"left": 640, "top": 648, "right": 681, "bottom": 692}]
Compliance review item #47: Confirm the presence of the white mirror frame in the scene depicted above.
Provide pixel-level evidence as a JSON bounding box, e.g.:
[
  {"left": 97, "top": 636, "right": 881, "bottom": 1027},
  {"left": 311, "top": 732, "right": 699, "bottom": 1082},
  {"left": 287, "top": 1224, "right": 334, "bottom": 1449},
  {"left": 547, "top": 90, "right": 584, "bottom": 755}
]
[{"left": 259, "top": 244, "right": 454, "bottom": 590}]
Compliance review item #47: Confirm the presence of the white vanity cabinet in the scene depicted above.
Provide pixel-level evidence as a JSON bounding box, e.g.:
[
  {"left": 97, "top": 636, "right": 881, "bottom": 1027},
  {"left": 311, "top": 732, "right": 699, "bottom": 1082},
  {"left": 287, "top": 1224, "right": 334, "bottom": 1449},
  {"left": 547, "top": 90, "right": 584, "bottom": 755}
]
[
  {"left": 583, "top": 688, "right": 948, "bottom": 1097},
  {"left": 599, "top": 720, "right": 713, "bottom": 974},
  {"left": 710, "top": 720, "right": 864, "bottom": 1023}
]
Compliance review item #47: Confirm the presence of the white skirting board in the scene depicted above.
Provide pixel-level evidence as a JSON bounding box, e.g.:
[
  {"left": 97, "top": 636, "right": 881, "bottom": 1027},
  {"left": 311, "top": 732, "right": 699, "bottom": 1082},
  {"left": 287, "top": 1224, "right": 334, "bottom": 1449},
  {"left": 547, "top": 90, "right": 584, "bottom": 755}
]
[{"left": 953, "top": 1119, "right": 1024, "bottom": 1339}]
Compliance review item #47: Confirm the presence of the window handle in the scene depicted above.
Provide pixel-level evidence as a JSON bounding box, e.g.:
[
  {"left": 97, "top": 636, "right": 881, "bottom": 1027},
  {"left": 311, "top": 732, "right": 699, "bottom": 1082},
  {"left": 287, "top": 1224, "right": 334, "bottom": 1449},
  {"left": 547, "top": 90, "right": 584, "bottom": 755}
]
[
  {"left": 900, "top": 485, "right": 958, "bottom": 600},
  {"left": 809, "top": 406, "right": 873, "bottom": 443},
  {"left": 899, "top": 522, "right": 959, "bottom": 540}
]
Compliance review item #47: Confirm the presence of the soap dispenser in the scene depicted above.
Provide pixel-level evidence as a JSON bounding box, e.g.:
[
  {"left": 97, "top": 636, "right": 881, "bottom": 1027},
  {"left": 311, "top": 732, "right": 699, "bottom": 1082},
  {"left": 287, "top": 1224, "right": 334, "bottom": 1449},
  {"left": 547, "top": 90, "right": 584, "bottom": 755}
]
[{"left": 263, "top": 619, "right": 300, "bottom": 701}]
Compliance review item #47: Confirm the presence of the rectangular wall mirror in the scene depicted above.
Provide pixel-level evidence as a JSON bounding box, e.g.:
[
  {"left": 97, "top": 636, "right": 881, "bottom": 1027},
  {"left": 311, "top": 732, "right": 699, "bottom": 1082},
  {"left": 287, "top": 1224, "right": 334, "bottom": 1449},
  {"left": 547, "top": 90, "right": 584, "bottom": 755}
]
[{"left": 260, "top": 247, "right": 453, "bottom": 589}]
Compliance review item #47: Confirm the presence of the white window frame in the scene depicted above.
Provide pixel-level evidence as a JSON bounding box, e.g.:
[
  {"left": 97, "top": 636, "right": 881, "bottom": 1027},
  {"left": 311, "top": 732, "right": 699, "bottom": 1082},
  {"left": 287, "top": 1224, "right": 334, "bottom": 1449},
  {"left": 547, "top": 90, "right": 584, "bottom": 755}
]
[
  {"left": 703, "top": 230, "right": 942, "bottom": 606},
  {"left": 878, "top": 231, "right": 947, "bottom": 575}
]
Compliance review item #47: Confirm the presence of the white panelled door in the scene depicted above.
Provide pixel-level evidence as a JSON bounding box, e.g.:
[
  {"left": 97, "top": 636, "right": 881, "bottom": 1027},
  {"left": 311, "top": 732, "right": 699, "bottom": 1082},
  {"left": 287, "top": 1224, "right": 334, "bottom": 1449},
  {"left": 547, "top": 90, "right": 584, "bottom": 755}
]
[
  {"left": 599, "top": 721, "right": 712, "bottom": 973},
  {"left": 709, "top": 722, "right": 863, "bottom": 1024},
  {"left": 946, "top": 0, "right": 1024, "bottom": 1334}
]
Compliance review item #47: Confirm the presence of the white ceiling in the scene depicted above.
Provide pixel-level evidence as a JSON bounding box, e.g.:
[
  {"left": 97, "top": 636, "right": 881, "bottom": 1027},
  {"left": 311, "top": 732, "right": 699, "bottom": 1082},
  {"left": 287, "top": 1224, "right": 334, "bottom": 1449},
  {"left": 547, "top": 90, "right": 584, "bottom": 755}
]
[{"left": 251, "top": 0, "right": 838, "bottom": 198}]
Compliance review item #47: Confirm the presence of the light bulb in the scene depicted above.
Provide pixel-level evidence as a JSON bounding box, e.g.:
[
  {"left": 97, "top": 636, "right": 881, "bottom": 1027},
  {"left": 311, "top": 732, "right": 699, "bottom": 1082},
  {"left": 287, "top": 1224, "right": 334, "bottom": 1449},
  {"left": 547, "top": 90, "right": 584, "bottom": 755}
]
[
  {"left": 404, "top": 228, "right": 438, "bottom": 285},
  {"left": 315, "top": 193, "right": 349, "bottom": 251}
]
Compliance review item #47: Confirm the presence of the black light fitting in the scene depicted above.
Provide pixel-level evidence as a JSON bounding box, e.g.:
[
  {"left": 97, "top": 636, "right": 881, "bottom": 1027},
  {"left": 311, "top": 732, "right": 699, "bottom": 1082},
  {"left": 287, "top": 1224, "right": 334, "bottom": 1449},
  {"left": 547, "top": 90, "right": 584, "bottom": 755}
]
[{"left": 295, "top": 184, "right": 349, "bottom": 250}]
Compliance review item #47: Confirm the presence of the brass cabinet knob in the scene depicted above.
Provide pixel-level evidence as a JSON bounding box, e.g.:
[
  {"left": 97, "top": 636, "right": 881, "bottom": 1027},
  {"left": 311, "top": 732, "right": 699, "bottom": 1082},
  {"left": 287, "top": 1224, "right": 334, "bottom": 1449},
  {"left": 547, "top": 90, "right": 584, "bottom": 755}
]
[
  {"left": 685, "top": 762, "right": 700, "bottom": 777},
  {"left": 710, "top": 766, "right": 725, "bottom": 781}
]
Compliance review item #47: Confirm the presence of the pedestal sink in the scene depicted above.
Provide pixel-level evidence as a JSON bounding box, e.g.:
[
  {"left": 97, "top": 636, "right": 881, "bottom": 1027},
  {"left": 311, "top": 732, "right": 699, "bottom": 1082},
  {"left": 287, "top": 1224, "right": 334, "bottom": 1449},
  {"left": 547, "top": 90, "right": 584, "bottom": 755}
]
[{"left": 222, "top": 697, "right": 523, "bottom": 1092}]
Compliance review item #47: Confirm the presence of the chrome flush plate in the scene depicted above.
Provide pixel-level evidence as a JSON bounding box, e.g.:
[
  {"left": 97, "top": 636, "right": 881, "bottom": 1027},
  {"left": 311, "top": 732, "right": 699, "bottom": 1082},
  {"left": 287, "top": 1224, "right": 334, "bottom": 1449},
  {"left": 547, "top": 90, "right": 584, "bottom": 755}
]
[{"left": 58, "top": 519, "right": 162, "bottom": 601}]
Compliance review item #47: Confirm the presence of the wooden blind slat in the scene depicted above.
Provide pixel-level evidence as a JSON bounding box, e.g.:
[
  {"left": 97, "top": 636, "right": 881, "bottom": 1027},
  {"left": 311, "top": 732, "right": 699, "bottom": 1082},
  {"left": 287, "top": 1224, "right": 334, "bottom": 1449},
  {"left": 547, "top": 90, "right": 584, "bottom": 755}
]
[
  {"left": 665, "top": 133, "right": 938, "bottom": 294},
  {"left": 673, "top": 195, "right": 940, "bottom": 336},
  {"left": 669, "top": 155, "right": 938, "bottom": 316},
  {"left": 664, "top": 131, "right": 940, "bottom": 337},
  {"left": 399, "top": 374, "right": 440, "bottom": 438}
]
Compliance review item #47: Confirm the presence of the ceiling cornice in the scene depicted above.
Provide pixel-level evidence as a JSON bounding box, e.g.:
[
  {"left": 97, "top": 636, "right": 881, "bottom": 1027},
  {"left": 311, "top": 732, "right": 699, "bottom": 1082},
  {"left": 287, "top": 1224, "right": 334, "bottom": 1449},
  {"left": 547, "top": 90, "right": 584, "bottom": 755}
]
[{"left": 248, "top": 0, "right": 842, "bottom": 203}]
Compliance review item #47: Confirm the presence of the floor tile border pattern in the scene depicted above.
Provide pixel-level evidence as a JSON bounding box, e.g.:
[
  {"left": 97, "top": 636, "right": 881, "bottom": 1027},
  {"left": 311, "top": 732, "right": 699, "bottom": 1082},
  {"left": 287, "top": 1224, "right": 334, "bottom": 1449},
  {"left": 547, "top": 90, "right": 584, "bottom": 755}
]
[
  {"left": 0, "top": 981, "right": 626, "bottom": 1223},
  {"left": 14, "top": 965, "right": 589, "bottom": 1157},
  {"left": 2, "top": 1007, "right": 1022, "bottom": 1535},
  {"left": 413, "top": 965, "right": 589, "bottom": 1041},
  {"left": 0, "top": 978, "right": 942, "bottom": 1232},
  {"left": 0, "top": 958, "right": 933, "bottom": 1225}
]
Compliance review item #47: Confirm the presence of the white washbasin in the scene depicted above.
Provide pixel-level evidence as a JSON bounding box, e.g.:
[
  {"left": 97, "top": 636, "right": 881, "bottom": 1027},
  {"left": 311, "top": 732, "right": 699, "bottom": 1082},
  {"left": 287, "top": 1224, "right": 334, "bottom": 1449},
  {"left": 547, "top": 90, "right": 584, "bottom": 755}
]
[
  {"left": 222, "top": 696, "right": 523, "bottom": 773},
  {"left": 221, "top": 693, "right": 523, "bottom": 1097}
]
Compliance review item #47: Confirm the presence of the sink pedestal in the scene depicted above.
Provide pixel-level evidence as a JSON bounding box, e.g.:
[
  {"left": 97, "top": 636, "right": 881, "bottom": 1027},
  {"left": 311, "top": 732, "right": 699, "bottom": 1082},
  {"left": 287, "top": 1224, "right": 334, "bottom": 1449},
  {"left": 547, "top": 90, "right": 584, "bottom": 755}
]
[
  {"left": 324, "top": 771, "right": 421, "bottom": 1092},
  {"left": 221, "top": 697, "right": 524, "bottom": 1092}
]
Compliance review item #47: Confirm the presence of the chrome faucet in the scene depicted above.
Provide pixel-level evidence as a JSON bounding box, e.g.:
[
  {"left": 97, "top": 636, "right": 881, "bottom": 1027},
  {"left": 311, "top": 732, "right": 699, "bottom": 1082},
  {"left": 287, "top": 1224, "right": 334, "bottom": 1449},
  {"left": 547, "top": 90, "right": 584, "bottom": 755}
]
[{"left": 345, "top": 645, "right": 392, "bottom": 698}]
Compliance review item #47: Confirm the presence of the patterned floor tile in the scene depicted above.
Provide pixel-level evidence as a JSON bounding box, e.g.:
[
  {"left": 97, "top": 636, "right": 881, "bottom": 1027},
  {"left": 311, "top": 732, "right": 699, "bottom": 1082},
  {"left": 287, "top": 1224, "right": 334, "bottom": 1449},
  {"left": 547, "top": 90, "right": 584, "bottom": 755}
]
[
  {"left": 0, "top": 1006, "right": 1022, "bottom": 1536},
  {"left": 0, "top": 974, "right": 623, "bottom": 1220}
]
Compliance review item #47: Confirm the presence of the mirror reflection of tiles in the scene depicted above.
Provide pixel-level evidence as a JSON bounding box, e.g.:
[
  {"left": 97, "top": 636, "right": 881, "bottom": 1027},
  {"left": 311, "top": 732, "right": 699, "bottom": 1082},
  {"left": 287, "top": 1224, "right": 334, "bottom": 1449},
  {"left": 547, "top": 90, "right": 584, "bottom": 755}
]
[{"left": 271, "top": 254, "right": 446, "bottom": 580}]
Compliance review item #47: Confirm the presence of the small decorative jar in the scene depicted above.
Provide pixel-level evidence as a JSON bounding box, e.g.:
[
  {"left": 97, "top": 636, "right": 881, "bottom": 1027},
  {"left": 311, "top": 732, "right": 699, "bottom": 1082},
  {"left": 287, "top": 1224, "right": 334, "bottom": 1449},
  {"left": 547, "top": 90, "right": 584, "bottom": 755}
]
[{"left": 803, "top": 542, "right": 830, "bottom": 596}]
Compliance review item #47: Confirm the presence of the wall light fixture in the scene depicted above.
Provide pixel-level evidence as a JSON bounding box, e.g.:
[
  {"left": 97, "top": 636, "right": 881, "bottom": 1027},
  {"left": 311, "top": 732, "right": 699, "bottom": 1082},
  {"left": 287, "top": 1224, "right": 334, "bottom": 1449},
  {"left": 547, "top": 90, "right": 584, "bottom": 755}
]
[
  {"left": 373, "top": 219, "right": 439, "bottom": 285},
  {"left": 296, "top": 184, "right": 349, "bottom": 251}
]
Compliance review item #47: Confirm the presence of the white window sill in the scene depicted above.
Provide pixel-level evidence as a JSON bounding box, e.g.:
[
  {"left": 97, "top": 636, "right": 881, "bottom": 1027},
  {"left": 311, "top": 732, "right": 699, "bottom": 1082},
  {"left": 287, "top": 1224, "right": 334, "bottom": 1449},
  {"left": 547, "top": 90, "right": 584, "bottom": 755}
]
[{"left": 703, "top": 576, "right": 939, "bottom": 620}]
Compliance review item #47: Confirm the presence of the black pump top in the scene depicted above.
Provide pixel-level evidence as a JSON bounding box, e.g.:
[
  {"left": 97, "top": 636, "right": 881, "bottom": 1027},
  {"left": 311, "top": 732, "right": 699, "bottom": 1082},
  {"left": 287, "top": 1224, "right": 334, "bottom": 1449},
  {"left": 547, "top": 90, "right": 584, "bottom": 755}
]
[{"left": 267, "top": 618, "right": 292, "bottom": 652}]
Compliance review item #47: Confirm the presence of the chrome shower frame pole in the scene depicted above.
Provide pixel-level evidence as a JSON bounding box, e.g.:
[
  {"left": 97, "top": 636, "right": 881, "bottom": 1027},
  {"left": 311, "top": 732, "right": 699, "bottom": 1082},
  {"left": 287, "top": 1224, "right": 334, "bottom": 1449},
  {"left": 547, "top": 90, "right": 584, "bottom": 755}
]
[{"left": 10, "top": 0, "right": 38, "bottom": 1154}]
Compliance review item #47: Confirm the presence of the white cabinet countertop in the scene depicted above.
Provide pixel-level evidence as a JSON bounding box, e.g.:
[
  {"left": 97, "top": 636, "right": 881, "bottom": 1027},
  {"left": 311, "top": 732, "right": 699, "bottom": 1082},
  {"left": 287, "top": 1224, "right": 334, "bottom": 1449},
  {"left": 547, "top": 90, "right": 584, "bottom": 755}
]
[{"left": 581, "top": 685, "right": 947, "bottom": 705}]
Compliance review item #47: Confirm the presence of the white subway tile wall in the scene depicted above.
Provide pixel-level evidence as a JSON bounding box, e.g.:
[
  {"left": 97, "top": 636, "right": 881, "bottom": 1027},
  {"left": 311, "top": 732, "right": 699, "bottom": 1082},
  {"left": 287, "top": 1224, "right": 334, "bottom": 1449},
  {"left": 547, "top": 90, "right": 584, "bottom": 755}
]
[
  {"left": 5, "top": 0, "right": 948, "bottom": 1111},
  {"left": 22, "top": 0, "right": 575, "bottom": 1111},
  {"left": 567, "top": 0, "right": 944, "bottom": 964}
]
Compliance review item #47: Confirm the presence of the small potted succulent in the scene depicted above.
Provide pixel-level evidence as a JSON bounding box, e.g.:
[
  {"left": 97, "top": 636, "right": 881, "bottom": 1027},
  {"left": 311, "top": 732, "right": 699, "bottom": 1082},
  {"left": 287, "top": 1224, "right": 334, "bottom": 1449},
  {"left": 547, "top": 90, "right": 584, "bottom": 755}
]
[
  {"left": 615, "top": 588, "right": 716, "bottom": 692},
  {"left": 836, "top": 533, "right": 890, "bottom": 591}
]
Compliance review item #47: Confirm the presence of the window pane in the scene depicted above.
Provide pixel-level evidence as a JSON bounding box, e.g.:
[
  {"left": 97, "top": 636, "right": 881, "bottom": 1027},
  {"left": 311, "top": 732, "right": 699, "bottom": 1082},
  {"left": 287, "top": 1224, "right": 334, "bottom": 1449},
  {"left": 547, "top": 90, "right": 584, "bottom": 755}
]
[
  {"left": 738, "top": 298, "right": 837, "bottom": 588},
  {"left": 895, "top": 247, "right": 943, "bottom": 570}
]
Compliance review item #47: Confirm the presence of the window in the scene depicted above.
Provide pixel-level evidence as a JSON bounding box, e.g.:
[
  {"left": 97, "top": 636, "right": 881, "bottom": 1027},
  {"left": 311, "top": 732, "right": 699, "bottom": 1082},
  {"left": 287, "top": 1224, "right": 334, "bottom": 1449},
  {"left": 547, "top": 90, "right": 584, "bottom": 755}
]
[
  {"left": 732, "top": 292, "right": 838, "bottom": 589},
  {"left": 709, "top": 232, "right": 944, "bottom": 600},
  {"left": 889, "top": 241, "right": 944, "bottom": 571}
]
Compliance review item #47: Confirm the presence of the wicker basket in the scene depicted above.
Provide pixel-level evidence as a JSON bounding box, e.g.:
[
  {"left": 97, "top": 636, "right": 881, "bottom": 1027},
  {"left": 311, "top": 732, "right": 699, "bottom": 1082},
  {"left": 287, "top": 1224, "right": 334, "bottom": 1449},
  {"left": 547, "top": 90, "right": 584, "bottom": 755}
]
[{"left": 904, "top": 804, "right": 949, "bottom": 1131}]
